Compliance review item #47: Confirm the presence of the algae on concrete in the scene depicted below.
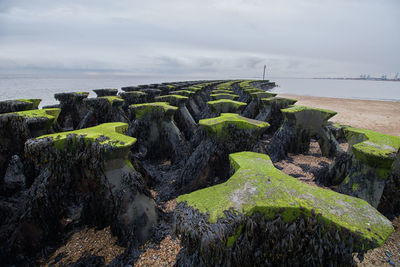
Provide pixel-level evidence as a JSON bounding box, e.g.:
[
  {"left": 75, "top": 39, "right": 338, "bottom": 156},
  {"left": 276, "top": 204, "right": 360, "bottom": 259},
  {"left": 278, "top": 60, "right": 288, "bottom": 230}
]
[{"left": 178, "top": 151, "right": 393, "bottom": 248}]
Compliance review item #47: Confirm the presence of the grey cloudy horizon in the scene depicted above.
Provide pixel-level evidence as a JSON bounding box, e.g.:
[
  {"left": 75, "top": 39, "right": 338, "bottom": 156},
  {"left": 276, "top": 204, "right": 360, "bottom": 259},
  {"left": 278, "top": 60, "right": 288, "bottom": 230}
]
[{"left": 0, "top": 0, "right": 399, "bottom": 79}]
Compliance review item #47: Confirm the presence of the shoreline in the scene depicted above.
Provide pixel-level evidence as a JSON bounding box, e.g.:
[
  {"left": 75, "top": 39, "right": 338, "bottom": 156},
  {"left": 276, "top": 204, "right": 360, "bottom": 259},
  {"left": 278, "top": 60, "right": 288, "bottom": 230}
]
[{"left": 279, "top": 93, "right": 400, "bottom": 137}]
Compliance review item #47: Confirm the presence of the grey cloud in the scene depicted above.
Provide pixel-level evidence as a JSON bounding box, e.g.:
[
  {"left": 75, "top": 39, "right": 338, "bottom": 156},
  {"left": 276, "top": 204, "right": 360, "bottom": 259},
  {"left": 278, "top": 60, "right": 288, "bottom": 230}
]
[{"left": 0, "top": 0, "right": 399, "bottom": 78}]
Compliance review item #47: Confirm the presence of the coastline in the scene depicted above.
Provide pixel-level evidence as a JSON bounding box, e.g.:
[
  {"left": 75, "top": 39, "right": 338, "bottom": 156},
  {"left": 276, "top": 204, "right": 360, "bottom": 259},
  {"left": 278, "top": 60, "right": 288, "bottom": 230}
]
[{"left": 279, "top": 93, "right": 400, "bottom": 137}]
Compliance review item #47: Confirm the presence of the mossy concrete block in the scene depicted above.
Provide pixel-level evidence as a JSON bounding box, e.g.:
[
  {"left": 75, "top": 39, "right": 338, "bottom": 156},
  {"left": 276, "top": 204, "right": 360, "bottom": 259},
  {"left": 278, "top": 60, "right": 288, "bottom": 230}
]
[
  {"left": 38, "top": 122, "right": 135, "bottom": 151},
  {"left": 215, "top": 81, "right": 239, "bottom": 91},
  {"left": 177, "top": 151, "right": 393, "bottom": 249},
  {"left": 210, "top": 93, "right": 239, "bottom": 101},
  {"left": 199, "top": 113, "right": 269, "bottom": 138},
  {"left": 261, "top": 97, "right": 297, "bottom": 107},
  {"left": 154, "top": 95, "right": 189, "bottom": 107},
  {"left": 54, "top": 92, "right": 89, "bottom": 103},
  {"left": 206, "top": 99, "right": 247, "bottom": 114},
  {"left": 93, "top": 88, "right": 119, "bottom": 97},
  {"left": 250, "top": 91, "right": 277, "bottom": 100},
  {"left": 121, "top": 86, "right": 140, "bottom": 92},
  {"left": 2, "top": 108, "right": 61, "bottom": 129},
  {"left": 343, "top": 126, "right": 400, "bottom": 170},
  {"left": 211, "top": 89, "right": 234, "bottom": 94},
  {"left": 0, "top": 99, "right": 42, "bottom": 114},
  {"left": 281, "top": 105, "right": 337, "bottom": 127},
  {"left": 130, "top": 102, "right": 178, "bottom": 120},
  {"left": 169, "top": 90, "right": 195, "bottom": 97},
  {"left": 119, "top": 91, "right": 147, "bottom": 105},
  {"left": 268, "top": 105, "right": 339, "bottom": 161},
  {"left": 85, "top": 96, "right": 124, "bottom": 107}
]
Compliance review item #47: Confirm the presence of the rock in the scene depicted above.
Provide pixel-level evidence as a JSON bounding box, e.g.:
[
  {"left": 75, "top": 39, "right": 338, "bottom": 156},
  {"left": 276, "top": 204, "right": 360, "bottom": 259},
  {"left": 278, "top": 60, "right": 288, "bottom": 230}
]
[
  {"left": 119, "top": 91, "right": 147, "bottom": 106},
  {"left": 54, "top": 92, "right": 90, "bottom": 130},
  {"left": 80, "top": 96, "right": 128, "bottom": 128},
  {"left": 0, "top": 99, "right": 41, "bottom": 114},
  {"left": 207, "top": 99, "right": 247, "bottom": 115},
  {"left": 0, "top": 108, "right": 60, "bottom": 183},
  {"left": 338, "top": 127, "right": 400, "bottom": 210},
  {"left": 93, "top": 88, "right": 119, "bottom": 97},
  {"left": 3, "top": 155, "right": 26, "bottom": 194},
  {"left": 210, "top": 93, "right": 239, "bottom": 100},
  {"left": 154, "top": 95, "right": 197, "bottom": 140},
  {"left": 267, "top": 105, "right": 341, "bottom": 161},
  {"left": 255, "top": 97, "right": 297, "bottom": 133},
  {"left": 121, "top": 86, "right": 140, "bottom": 92},
  {"left": 1, "top": 123, "right": 157, "bottom": 263},
  {"left": 169, "top": 90, "right": 195, "bottom": 97},
  {"left": 179, "top": 114, "right": 269, "bottom": 193},
  {"left": 128, "top": 102, "right": 189, "bottom": 163},
  {"left": 174, "top": 152, "right": 394, "bottom": 266}
]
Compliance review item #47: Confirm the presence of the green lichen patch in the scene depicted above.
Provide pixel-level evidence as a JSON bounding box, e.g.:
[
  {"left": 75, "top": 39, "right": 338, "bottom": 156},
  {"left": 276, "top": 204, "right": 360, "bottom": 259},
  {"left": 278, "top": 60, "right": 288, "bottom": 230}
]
[
  {"left": 4, "top": 108, "right": 61, "bottom": 123},
  {"left": 207, "top": 99, "right": 247, "bottom": 113},
  {"left": 216, "top": 81, "right": 240, "bottom": 91},
  {"left": 14, "top": 99, "right": 42, "bottom": 109},
  {"left": 261, "top": 97, "right": 297, "bottom": 106},
  {"left": 154, "top": 95, "right": 189, "bottom": 106},
  {"left": 129, "top": 102, "right": 178, "bottom": 120},
  {"left": 281, "top": 105, "right": 337, "bottom": 121},
  {"left": 212, "top": 89, "right": 234, "bottom": 94},
  {"left": 343, "top": 126, "right": 400, "bottom": 170},
  {"left": 250, "top": 92, "right": 277, "bottom": 100},
  {"left": 169, "top": 90, "right": 195, "bottom": 97},
  {"left": 98, "top": 96, "right": 124, "bottom": 106},
  {"left": 244, "top": 88, "right": 264, "bottom": 94},
  {"left": 199, "top": 113, "right": 269, "bottom": 138},
  {"left": 210, "top": 93, "right": 239, "bottom": 100},
  {"left": 178, "top": 151, "right": 393, "bottom": 248},
  {"left": 38, "top": 122, "right": 136, "bottom": 150}
]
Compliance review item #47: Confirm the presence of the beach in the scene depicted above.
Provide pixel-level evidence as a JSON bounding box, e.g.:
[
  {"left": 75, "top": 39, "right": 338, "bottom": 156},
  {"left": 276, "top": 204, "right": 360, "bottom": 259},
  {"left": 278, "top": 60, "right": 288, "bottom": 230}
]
[{"left": 279, "top": 94, "right": 400, "bottom": 137}]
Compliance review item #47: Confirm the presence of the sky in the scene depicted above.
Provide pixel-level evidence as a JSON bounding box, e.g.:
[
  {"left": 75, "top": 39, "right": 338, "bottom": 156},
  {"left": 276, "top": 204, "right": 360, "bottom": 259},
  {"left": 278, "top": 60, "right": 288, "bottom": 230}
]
[{"left": 0, "top": 0, "right": 399, "bottom": 78}]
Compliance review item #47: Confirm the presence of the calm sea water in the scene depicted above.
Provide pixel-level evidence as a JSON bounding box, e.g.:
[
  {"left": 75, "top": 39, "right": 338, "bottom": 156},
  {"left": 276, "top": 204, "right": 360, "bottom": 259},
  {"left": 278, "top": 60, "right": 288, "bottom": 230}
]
[{"left": 0, "top": 75, "right": 399, "bottom": 107}]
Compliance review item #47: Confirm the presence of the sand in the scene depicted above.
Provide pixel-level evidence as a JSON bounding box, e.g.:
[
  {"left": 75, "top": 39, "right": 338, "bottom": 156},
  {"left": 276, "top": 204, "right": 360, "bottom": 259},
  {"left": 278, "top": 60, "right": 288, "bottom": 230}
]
[{"left": 279, "top": 94, "right": 400, "bottom": 137}]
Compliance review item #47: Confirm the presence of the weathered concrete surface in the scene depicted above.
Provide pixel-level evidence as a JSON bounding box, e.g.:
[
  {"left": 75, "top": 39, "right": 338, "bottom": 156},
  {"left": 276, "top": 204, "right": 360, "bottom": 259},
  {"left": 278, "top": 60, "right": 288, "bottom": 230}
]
[
  {"left": 0, "top": 123, "right": 157, "bottom": 265},
  {"left": 268, "top": 105, "right": 341, "bottom": 162},
  {"left": 175, "top": 152, "right": 393, "bottom": 266}
]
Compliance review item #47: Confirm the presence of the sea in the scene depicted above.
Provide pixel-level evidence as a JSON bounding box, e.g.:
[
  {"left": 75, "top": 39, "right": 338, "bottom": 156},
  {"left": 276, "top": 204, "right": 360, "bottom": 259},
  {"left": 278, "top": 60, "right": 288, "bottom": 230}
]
[{"left": 0, "top": 74, "right": 399, "bottom": 107}]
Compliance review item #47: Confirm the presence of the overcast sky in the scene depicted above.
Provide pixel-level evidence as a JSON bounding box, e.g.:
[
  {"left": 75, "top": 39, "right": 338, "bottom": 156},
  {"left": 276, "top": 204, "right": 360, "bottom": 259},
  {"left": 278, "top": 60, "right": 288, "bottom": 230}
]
[{"left": 0, "top": 0, "right": 399, "bottom": 78}]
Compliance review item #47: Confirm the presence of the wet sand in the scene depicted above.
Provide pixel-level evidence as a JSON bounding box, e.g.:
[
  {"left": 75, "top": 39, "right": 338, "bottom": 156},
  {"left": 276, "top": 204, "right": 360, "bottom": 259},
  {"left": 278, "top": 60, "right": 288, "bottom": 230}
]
[{"left": 279, "top": 94, "right": 400, "bottom": 137}]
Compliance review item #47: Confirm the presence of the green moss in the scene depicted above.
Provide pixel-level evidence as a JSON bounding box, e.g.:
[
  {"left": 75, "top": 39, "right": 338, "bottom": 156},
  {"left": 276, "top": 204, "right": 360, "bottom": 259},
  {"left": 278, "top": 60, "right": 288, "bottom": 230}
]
[
  {"left": 154, "top": 95, "right": 189, "bottom": 106},
  {"left": 169, "top": 90, "right": 195, "bottom": 97},
  {"left": 352, "top": 183, "right": 359, "bottom": 191},
  {"left": 261, "top": 97, "right": 297, "bottom": 106},
  {"left": 216, "top": 81, "right": 240, "bottom": 91},
  {"left": 345, "top": 176, "right": 350, "bottom": 184},
  {"left": 167, "top": 85, "right": 175, "bottom": 89},
  {"left": 98, "top": 96, "right": 124, "bottom": 105},
  {"left": 206, "top": 99, "right": 247, "bottom": 113},
  {"left": 199, "top": 113, "right": 269, "bottom": 138},
  {"left": 4, "top": 108, "right": 61, "bottom": 127},
  {"left": 281, "top": 105, "right": 337, "bottom": 121},
  {"left": 39, "top": 122, "right": 136, "bottom": 150},
  {"left": 344, "top": 126, "right": 400, "bottom": 170},
  {"left": 178, "top": 152, "right": 393, "bottom": 248},
  {"left": 15, "top": 99, "right": 42, "bottom": 109},
  {"left": 130, "top": 102, "right": 178, "bottom": 119},
  {"left": 212, "top": 89, "right": 234, "bottom": 94},
  {"left": 227, "top": 224, "right": 244, "bottom": 247},
  {"left": 250, "top": 92, "right": 277, "bottom": 100},
  {"left": 210, "top": 93, "right": 239, "bottom": 100}
]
